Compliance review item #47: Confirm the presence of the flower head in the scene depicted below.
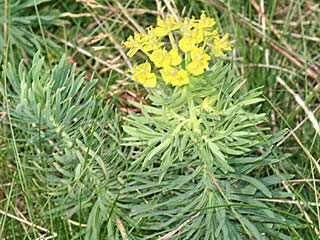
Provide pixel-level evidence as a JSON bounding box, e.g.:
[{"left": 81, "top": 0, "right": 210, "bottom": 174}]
[
  {"left": 197, "top": 11, "right": 216, "bottom": 29},
  {"left": 186, "top": 61, "right": 208, "bottom": 76},
  {"left": 200, "top": 97, "right": 216, "bottom": 112},
  {"left": 123, "top": 30, "right": 163, "bottom": 57},
  {"left": 141, "top": 28, "right": 163, "bottom": 52},
  {"left": 190, "top": 47, "right": 211, "bottom": 63},
  {"left": 123, "top": 13, "right": 232, "bottom": 88},
  {"left": 153, "top": 15, "right": 182, "bottom": 37},
  {"left": 178, "top": 28, "right": 204, "bottom": 53},
  {"left": 186, "top": 47, "right": 211, "bottom": 76},
  {"left": 150, "top": 48, "right": 182, "bottom": 68},
  {"left": 212, "top": 33, "right": 232, "bottom": 57},
  {"left": 179, "top": 37, "right": 196, "bottom": 53},
  {"left": 160, "top": 67, "right": 189, "bottom": 87},
  {"left": 123, "top": 33, "right": 144, "bottom": 57},
  {"left": 131, "top": 62, "right": 157, "bottom": 88}
]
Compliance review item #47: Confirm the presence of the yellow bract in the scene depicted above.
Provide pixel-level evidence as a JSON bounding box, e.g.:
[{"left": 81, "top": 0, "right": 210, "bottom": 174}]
[
  {"left": 179, "top": 28, "right": 204, "bottom": 53},
  {"left": 160, "top": 67, "right": 189, "bottom": 87},
  {"left": 141, "top": 29, "right": 163, "bottom": 53},
  {"left": 149, "top": 49, "right": 169, "bottom": 68},
  {"left": 212, "top": 33, "right": 232, "bottom": 57},
  {"left": 150, "top": 48, "right": 182, "bottom": 68},
  {"left": 153, "top": 16, "right": 182, "bottom": 37},
  {"left": 168, "top": 48, "right": 182, "bottom": 66},
  {"left": 197, "top": 11, "right": 216, "bottom": 29},
  {"left": 123, "top": 33, "right": 144, "bottom": 57},
  {"left": 171, "top": 69, "right": 189, "bottom": 87},
  {"left": 186, "top": 61, "right": 206, "bottom": 76},
  {"left": 123, "top": 30, "right": 163, "bottom": 58},
  {"left": 190, "top": 47, "right": 211, "bottom": 63},
  {"left": 131, "top": 62, "right": 157, "bottom": 88},
  {"left": 200, "top": 97, "right": 216, "bottom": 112},
  {"left": 123, "top": 12, "right": 232, "bottom": 88},
  {"left": 178, "top": 37, "right": 196, "bottom": 53},
  {"left": 187, "top": 47, "right": 211, "bottom": 76}
]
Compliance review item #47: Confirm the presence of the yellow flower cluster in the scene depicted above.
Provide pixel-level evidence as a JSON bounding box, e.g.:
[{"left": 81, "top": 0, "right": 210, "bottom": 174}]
[{"left": 123, "top": 12, "right": 232, "bottom": 88}]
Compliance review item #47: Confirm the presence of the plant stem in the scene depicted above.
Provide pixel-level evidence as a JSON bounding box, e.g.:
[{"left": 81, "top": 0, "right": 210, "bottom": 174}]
[{"left": 187, "top": 96, "right": 200, "bottom": 135}]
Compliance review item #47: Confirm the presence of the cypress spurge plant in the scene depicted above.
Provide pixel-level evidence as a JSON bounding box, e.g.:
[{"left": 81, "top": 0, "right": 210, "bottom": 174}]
[
  {"left": 1, "top": 53, "right": 132, "bottom": 239},
  {"left": 121, "top": 13, "right": 298, "bottom": 239}
]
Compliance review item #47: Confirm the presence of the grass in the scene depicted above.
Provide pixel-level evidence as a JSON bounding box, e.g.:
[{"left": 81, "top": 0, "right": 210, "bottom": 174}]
[{"left": 0, "top": 0, "right": 319, "bottom": 239}]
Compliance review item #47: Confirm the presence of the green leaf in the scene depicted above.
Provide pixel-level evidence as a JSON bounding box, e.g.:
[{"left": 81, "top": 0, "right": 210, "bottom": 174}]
[
  {"left": 236, "top": 212, "right": 263, "bottom": 240},
  {"left": 208, "top": 142, "right": 235, "bottom": 173},
  {"left": 144, "top": 137, "right": 172, "bottom": 168},
  {"left": 231, "top": 174, "right": 272, "bottom": 198}
]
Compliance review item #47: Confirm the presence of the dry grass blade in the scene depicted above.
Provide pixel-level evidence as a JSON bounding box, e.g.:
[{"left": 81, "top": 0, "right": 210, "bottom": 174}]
[
  {"left": 257, "top": 198, "right": 320, "bottom": 207},
  {"left": 272, "top": 86, "right": 320, "bottom": 176},
  {"left": 250, "top": 0, "right": 320, "bottom": 81},
  {"left": 60, "top": 12, "right": 93, "bottom": 18},
  {"left": 114, "top": 0, "right": 145, "bottom": 33},
  {"left": 277, "top": 104, "right": 320, "bottom": 147},
  {"left": 250, "top": 0, "right": 292, "bottom": 53},
  {"left": 288, "top": 82, "right": 320, "bottom": 121},
  {"left": 209, "top": 0, "right": 320, "bottom": 82},
  {"left": 116, "top": 217, "right": 129, "bottom": 240},
  {"left": 155, "top": 0, "right": 165, "bottom": 18},
  {"left": 157, "top": 212, "right": 200, "bottom": 240},
  {"left": 288, "top": 179, "right": 320, "bottom": 183},
  {"left": 281, "top": 183, "right": 320, "bottom": 236},
  {"left": 0, "top": 209, "right": 57, "bottom": 238},
  {"left": 48, "top": 33, "right": 129, "bottom": 77},
  {"left": 281, "top": 32, "right": 320, "bottom": 43},
  {"left": 163, "top": 0, "right": 180, "bottom": 21},
  {"left": 67, "top": 218, "right": 87, "bottom": 227},
  {"left": 2, "top": 0, "right": 8, "bottom": 67},
  {"left": 276, "top": 76, "right": 320, "bottom": 136},
  {"left": 271, "top": 43, "right": 319, "bottom": 81},
  {"left": 246, "top": 64, "right": 298, "bottom": 76},
  {"left": 88, "top": 14, "right": 133, "bottom": 70}
]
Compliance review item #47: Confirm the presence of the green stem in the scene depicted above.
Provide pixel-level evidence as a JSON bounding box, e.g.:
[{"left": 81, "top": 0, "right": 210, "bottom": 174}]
[{"left": 187, "top": 96, "right": 200, "bottom": 135}]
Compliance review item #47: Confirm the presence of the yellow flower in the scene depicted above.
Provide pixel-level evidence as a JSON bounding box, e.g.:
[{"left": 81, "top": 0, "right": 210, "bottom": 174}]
[
  {"left": 168, "top": 48, "right": 182, "bottom": 66},
  {"left": 160, "top": 66, "right": 175, "bottom": 84},
  {"left": 131, "top": 62, "right": 157, "bottom": 87},
  {"left": 123, "top": 33, "right": 144, "bottom": 57},
  {"left": 179, "top": 37, "right": 196, "bottom": 53},
  {"left": 141, "top": 28, "right": 163, "bottom": 52},
  {"left": 143, "top": 73, "right": 157, "bottom": 88},
  {"left": 171, "top": 69, "right": 189, "bottom": 87},
  {"left": 149, "top": 48, "right": 182, "bottom": 68},
  {"left": 186, "top": 61, "right": 208, "bottom": 76},
  {"left": 178, "top": 12, "right": 214, "bottom": 53},
  {"left": 124, "top": 13, "right": 232, "bottom": 88},
  {"left": 124, "top": 30, "right": 163, "bottom": 57},
  {"left": 200, "top": 97, "right": 216, "bottom": 112},
  {"left": 186, "top": 47, "right": 211, "bottom": 76},
  {"left": 190, "top": 47, "right": 211, "bottom": 63},
  {"left": 204, "top": 29, "right": 219, "bottom": 41},
  {"left": 187, "top": 16, "right": 199, "bottom": 28},
  {"left": 160, "top": 67, "right": 189, "bottom": 86},
  {"left": 212, "top": 33, "right": 232, "bottom": 57},
  {"left": 197, "top": 11, "right": 215, "bottom": 29},
  {"left": 178, "top": 28, "right": 204, "bottom": 53},
  {"left": 153, "top": 15, "right": 182, "bottom": 37},
  {"left": 150, "top": 49, "right": 170, "bottom": 68}
]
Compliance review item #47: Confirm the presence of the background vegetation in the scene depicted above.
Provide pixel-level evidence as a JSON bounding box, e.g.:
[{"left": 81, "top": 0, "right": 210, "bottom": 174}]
[{"left": 0, "top": 0, "right": 319, "bottom": 239}]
